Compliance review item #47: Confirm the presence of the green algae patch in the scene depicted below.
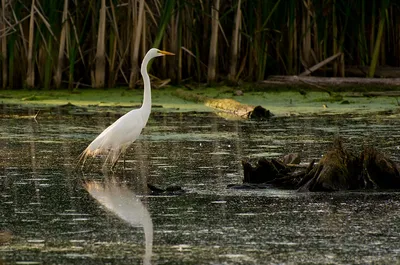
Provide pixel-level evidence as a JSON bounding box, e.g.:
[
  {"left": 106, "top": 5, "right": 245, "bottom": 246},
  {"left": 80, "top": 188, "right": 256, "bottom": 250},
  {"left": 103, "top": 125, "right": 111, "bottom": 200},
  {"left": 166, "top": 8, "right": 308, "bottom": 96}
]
[
  {"left": 0, "top": 88, "right": 211, "bottom": 113},
  {"left": 22, "top": 95, "right": 57, "bottom": 101},
  {"left": 0, "top": 86, "right": 399, "bottom": 117}
]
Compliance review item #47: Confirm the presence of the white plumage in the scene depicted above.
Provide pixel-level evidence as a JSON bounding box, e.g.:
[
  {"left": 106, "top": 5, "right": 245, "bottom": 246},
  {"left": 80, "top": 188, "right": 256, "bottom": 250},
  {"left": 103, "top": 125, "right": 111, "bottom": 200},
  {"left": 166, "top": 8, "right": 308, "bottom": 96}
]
[{"left": 79, "top": 48, "right": 174, "bottom": 169}]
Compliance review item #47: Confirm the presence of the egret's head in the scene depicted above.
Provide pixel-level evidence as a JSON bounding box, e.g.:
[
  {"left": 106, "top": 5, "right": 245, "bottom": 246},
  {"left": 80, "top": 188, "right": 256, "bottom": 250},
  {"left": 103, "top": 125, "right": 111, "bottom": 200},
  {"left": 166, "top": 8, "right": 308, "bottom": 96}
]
[{"left": 148, "top": 48, "right": 175, "bottom": 58}]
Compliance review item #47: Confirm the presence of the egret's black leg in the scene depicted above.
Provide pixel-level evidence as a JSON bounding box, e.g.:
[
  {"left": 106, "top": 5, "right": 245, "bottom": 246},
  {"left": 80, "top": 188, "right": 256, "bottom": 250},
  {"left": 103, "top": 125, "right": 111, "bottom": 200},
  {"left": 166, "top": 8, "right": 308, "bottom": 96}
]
[
  {"left": 123, "top": 153, "right": 126, "bottom": 170},
  {"left": 110, "top": 151, "right": 123, "bottom": 172}
]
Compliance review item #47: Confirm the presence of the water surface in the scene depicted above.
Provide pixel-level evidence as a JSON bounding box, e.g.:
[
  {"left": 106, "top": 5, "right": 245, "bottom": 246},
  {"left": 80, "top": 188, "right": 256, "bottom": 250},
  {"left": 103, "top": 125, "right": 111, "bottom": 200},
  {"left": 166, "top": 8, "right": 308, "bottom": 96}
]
[{"left": 1, "top": 110, "right": 400, "bottom": 264}]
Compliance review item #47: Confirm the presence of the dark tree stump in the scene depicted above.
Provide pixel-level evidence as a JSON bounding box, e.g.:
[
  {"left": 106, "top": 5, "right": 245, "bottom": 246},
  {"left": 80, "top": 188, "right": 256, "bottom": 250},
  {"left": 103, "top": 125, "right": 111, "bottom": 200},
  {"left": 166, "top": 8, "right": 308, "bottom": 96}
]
[
  {"left": 363, "top": 147, "right": 400, "bottom": 189},
  {"left": 237, "top": 140, "right": 400, "bottom": 192}
]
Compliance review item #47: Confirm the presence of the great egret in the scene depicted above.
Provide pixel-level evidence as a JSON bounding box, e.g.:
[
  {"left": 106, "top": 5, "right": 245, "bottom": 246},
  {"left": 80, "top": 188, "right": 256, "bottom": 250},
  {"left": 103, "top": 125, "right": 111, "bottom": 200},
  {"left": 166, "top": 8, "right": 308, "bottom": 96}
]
[{"left": 80, "top": 48, "right": 174, "bottom": 169}]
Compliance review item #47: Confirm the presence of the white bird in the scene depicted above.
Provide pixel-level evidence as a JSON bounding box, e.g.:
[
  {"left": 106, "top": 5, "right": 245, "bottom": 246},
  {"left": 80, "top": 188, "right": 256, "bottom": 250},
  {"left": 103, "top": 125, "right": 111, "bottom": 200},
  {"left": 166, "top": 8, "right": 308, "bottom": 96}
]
[{"left": 80, "top": 48, "right": 174, "bottom": 170}]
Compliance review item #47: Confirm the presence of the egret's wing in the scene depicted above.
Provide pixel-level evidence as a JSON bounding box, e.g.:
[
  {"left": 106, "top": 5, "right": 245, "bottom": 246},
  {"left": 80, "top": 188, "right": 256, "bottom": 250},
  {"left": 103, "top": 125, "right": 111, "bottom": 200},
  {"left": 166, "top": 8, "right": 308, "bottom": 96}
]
[{"left": 86, "top": 109, "right": 145, "bottom": 153}]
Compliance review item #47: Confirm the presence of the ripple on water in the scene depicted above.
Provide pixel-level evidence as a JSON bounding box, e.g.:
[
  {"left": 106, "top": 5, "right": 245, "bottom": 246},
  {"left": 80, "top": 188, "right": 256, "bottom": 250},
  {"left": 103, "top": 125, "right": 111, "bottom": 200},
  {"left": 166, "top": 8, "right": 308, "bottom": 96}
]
[{"left": 2, "top": 112, "right": 400, "bottom": 264}]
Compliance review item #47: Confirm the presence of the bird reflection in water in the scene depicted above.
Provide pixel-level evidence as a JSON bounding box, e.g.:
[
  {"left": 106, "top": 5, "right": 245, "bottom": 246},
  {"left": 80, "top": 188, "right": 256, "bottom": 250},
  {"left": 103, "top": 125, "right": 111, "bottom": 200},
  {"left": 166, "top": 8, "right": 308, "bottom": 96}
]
[{"left": 84, "top": 178, "right": 153, "bottom": 264}]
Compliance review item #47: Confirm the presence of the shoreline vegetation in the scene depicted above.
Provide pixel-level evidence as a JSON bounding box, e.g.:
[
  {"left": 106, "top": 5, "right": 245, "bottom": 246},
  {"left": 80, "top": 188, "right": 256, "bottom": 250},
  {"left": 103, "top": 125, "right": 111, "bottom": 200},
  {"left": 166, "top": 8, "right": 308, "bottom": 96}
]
[
  {"left": 1, "top": 86, "right": 400, "bottom": 118},
  {"left": 1, "top": 1, "right": 400, "bottom": 90}
]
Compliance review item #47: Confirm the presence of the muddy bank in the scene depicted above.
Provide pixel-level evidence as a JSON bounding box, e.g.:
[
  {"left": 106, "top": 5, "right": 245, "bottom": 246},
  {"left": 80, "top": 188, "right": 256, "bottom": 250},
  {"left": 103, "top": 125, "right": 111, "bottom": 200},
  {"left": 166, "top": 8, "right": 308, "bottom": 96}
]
[{"left": 234, "top": 139, "right": 400, "bottom": 192}]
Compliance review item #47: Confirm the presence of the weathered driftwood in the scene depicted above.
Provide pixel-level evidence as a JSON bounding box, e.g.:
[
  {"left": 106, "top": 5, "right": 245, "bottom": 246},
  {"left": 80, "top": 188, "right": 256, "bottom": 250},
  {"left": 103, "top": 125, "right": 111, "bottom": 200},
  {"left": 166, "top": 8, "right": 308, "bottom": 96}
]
[
  {"left": 236, "top": 140, "right": 400, "bottom": 192},
  {"left": 174, "top": 89, "right": 272, "bottom": 119},
  {"left": 299, "top": 52, "right": 342, "bottom": 76},
  {"left": 262, "top": 76, "right": 400, "bottom": 87}
]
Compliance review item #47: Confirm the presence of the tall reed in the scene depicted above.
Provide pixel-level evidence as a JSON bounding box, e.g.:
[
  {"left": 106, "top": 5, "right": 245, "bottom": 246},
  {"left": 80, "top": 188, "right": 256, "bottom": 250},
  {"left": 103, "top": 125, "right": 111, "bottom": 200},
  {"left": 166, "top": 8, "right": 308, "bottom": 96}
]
[{"left": 0, "top": 0, "right": 399, "bottom": 89}]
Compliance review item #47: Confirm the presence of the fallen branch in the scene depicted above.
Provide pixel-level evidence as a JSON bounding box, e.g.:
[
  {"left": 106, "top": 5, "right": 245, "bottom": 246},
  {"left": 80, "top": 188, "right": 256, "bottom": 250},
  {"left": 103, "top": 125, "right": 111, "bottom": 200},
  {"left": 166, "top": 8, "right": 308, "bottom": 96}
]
[
  {"left": 351, "top": 91, "right": 400, "bottom": 97},
  {"left": 299, "top": 52, "right": 342, "bottom": 76},
  {"left": 262, "top": 76, "right": 400, "bottom": 87}
]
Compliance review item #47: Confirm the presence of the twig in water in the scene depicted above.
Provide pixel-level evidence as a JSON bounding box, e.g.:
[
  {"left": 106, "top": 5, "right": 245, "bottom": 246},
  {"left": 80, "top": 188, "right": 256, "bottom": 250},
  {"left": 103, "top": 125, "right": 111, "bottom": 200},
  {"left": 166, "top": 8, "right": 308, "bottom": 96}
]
[{"left": 33, "top": 110, "right": 40, "bottom": 123}]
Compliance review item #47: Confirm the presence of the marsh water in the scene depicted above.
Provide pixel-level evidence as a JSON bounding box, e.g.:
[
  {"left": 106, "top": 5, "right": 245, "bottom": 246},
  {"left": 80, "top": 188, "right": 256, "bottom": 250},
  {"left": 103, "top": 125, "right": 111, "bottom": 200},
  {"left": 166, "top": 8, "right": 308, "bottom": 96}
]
[{"left": 1, "top": 108, "right": 400, "bottom": 264}]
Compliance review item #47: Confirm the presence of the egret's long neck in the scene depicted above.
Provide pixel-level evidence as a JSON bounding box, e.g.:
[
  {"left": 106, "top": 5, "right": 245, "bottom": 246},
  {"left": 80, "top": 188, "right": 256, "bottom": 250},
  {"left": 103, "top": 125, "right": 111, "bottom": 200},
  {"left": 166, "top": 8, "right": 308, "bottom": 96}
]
[{"left": 140, "top": 53, "right": 153, "bottom": 120}]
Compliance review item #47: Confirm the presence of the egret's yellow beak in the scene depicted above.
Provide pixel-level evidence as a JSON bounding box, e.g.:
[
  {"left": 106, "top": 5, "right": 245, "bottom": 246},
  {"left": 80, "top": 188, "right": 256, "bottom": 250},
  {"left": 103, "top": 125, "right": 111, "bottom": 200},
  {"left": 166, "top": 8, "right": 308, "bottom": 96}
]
[{"left": 158, "top": 50, "right": 175, "bottom": 56}]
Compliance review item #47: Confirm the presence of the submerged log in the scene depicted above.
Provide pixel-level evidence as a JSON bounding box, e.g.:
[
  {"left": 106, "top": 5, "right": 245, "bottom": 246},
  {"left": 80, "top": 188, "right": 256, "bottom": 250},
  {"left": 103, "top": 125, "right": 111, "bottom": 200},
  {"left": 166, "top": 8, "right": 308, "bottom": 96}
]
[
  {"left": 242, "top": 158, "right": 289, "bottom": 184},
  {"left": 174, "top": 89, "right": 272, "bottom": 119},
  {"left": 237, "top": 140, "right": 400, "bottom": 192},
  {"left": 240, "top": 153, "right": 306, "bottom": 189},
  {"left": 147, "top": 183, "right": 185, "bottom": 195}
]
